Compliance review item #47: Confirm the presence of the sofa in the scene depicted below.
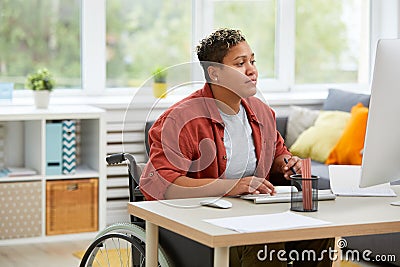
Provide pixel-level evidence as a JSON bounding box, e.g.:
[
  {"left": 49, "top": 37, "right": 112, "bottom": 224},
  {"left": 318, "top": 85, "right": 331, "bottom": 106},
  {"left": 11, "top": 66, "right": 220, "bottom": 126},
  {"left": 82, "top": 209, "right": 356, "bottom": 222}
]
[{"left": 276, "top": 88, "right": 399, "bottom": 266}]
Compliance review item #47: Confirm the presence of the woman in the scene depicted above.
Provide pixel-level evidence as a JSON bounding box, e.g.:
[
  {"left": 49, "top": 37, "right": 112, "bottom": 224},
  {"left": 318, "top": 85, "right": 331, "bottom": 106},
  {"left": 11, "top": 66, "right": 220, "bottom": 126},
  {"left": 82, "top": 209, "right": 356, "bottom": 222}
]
[{"left": 140, "top": 28, "right": 333, "bottom": 267}]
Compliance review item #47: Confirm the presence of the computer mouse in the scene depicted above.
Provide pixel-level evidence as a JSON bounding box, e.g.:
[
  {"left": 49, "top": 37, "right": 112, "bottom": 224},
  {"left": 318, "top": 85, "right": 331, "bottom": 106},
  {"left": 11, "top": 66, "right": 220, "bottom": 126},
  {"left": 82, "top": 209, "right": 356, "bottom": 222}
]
[
  {"left": 200, "top": 198, "right": 232, "bottom": 209},
  {"left": 390, "top": 201, "right": 400, "bottom": 206}
]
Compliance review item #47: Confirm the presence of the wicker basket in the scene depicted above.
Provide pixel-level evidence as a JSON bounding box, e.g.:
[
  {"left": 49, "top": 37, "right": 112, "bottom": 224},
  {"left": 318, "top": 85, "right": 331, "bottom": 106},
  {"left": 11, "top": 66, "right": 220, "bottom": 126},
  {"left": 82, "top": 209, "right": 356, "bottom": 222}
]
[{"left": 46, "top": 178, "right": 98, "bottom": 235}]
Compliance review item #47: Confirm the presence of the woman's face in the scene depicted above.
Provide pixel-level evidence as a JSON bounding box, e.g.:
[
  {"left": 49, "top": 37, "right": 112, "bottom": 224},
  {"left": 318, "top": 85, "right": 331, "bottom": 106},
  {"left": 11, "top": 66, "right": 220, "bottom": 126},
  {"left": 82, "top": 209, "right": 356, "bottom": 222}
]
[{"left": 211, "top": 41, "right": 258, "bottom": 98}]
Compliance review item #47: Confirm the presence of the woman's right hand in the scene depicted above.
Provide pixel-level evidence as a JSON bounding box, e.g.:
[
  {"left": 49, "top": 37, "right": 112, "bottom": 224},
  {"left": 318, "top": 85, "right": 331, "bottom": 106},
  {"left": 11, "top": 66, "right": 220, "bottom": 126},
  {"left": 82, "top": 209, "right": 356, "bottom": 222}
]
[{"left": 226, "top": 176, "right": 276, "bottom": 196}]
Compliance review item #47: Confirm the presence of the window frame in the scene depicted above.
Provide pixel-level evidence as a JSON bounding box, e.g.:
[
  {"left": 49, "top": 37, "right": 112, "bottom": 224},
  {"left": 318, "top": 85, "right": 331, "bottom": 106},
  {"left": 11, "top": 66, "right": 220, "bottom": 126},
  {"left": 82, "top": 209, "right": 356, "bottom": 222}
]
[{"left": 82, "top": 0, "right": 106, "bottom": 96}]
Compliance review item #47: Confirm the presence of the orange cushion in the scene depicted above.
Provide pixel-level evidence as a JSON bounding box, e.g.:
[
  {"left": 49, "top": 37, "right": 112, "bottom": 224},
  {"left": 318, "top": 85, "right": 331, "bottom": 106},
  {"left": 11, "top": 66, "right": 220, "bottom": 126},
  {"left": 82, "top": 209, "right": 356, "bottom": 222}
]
[{"left": 325, "top": 103, "right": 368, "bottom": 165}]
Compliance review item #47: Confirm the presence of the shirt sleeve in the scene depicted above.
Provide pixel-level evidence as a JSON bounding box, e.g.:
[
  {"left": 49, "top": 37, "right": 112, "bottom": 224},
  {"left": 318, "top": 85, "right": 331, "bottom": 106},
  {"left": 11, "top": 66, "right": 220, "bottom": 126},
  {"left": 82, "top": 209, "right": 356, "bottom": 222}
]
[
  {"left": 139, "top": 117, "right": 193, "bottom": 200},
  {"left": 275, "top": 130, "right": 291, "bottom": 157}
]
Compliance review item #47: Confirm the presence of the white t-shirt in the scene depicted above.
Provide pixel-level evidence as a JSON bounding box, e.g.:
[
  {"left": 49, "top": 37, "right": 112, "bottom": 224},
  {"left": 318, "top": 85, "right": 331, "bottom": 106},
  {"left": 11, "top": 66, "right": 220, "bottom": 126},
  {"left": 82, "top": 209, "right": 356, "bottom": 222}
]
[{"left": 219, "top": 105, "right": 257, "bottom": 179}]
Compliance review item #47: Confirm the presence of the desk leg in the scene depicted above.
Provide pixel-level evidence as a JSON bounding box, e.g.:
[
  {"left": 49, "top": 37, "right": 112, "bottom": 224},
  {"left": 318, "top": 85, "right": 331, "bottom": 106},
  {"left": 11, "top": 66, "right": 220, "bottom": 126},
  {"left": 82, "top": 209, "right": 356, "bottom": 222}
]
[
  {"left": 332, "top": 237, "right": 341, "bottom": 267},
  {"left": 214, "top": 247, "right": 229, "bottom": 267},
  {"left": 146, "top": 221, "right": 158, "bottom": 267}
]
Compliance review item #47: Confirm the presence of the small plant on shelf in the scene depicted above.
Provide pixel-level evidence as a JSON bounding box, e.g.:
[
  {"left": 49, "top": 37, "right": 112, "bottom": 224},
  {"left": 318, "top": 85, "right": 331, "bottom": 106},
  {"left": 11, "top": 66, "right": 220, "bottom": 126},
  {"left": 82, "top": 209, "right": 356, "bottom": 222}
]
[
  {"left": 25, "top": 68, "right": 55, "bottom": 91},
  {"left": 25, "top": 68, "right": 56, "bottom": 108},
  {"left": 152, "top": 67, "right": 167, "bottom": 84},
  {"left": 152, "top": 66, "right": 167, "bottom": 98}
]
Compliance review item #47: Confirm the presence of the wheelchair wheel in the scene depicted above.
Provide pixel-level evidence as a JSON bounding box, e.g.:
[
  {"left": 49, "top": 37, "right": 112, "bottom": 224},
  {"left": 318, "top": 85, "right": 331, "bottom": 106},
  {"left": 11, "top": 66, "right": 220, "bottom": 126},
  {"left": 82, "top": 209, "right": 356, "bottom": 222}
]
[
  {"left": 93, "top": 222, "right": 172, "bottom": 266},
  {"left": 80, "top": 223, "right": 172, "bottom": 267},
  {"left": 79, "top": 232, "right": 145, "bottom": 267}
]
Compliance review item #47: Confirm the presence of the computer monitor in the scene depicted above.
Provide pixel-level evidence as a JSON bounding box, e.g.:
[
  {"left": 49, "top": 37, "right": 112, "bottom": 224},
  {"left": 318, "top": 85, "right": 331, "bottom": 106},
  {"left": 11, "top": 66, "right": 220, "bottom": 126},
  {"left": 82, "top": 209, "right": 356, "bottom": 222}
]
[{"left": 359, "top": 39, "right": 400, "bottom": 187}]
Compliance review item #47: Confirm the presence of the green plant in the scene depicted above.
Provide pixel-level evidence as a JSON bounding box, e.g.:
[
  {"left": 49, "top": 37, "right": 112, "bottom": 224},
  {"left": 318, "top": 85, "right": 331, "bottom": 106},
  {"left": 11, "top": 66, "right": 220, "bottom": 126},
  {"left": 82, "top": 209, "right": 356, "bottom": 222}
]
[
  {"left": 25, "top": 68, "right": 55, "bottom": 91},
  {"left": 152, "top": 67, "right": 167, "bottom": 83}
]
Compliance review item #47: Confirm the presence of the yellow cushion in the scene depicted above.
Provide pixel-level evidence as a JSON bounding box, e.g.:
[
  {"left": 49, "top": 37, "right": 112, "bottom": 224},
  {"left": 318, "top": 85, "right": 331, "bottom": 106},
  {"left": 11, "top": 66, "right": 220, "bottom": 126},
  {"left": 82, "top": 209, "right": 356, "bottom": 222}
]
[
  {"left": 325, "top": 103, "right": 368, "bottom": 165},
  {"left": 289, "top": 111, "right": 350, "bottom": 162}
]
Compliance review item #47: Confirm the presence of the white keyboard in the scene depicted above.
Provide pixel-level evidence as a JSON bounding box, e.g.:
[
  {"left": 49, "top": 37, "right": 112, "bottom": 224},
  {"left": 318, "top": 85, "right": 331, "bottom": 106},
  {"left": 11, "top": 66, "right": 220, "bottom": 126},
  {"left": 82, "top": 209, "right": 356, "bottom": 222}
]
[{"left": 241, "top": 189, "right": 336, "bottom": 204}]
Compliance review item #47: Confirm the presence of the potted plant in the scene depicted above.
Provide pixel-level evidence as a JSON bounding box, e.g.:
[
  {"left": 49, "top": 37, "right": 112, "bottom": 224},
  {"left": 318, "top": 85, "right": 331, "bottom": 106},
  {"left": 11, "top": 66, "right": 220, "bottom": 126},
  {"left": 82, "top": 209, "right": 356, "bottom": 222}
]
[
  {"left": 25, "top": 68, "right": 55, "bottom": 109},
  {"left": 152, "top": 67, "right": 167, "bottom": 98}
]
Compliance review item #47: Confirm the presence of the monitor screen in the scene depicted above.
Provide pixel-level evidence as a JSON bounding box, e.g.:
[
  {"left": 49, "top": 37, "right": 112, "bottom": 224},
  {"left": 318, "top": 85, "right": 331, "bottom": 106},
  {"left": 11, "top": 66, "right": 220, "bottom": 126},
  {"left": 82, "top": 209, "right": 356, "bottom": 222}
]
[{"left": 359, "top": 39, "right": 400, "bottom": 187}]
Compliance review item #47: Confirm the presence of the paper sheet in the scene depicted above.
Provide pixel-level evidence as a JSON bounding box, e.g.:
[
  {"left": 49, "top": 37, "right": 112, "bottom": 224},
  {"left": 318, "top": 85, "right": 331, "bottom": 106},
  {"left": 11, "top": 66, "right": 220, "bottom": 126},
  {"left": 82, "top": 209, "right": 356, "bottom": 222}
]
[
  {"left": 203, "top": 211, "right": 331, "bottom": 233},
  {"left": 0, "top": 167, "right": 37, "bottom": 177},
  {"left": 328, "top": 165, "right": 396, "bottom": 196}
]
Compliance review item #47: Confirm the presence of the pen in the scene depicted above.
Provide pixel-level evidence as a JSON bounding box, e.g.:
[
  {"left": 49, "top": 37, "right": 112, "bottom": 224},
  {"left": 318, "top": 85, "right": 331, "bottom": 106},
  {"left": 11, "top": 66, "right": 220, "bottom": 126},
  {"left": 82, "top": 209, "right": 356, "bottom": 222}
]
[{"left": 284, "top": 158, "right": 297, "bottom": 175}]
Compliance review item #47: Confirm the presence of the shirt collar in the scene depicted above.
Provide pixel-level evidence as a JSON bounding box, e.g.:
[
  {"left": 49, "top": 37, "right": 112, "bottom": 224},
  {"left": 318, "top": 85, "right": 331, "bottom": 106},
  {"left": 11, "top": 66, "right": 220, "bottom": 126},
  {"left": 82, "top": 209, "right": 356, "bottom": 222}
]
[
  {"left": 199, "top": 83, "right": 224, "bottom": 125},
  {"left": 241, "top": 97, "right": 261, "bottom": 123},
  {"left": 198, "top": 83, "right": 262, "bottom": 125}
]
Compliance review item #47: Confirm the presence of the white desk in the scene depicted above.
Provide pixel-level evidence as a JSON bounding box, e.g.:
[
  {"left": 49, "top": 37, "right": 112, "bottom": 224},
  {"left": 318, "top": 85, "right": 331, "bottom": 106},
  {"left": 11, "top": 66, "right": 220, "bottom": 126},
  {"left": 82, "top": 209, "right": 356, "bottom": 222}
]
[{"left": 128, "top": 186, "right": 400, "bottom": 267}]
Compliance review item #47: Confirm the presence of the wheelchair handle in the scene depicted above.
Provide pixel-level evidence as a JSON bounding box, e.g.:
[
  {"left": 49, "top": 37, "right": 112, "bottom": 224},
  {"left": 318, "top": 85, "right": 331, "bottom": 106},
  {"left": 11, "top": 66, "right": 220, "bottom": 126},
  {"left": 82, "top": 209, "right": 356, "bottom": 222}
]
[
  {"left": 106, "top": 153, "right": 137, "bottom": 168},
  {"left": 106, "top": 153, "right": 125, "bottom": 165}
]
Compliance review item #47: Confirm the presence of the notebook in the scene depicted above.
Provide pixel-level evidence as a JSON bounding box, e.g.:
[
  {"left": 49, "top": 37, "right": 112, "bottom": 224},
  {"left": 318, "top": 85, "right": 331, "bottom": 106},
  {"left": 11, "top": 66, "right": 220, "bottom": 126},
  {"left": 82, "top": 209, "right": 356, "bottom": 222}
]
[{"left": 328, "top": 165, "right": 396, "bottom": 196}]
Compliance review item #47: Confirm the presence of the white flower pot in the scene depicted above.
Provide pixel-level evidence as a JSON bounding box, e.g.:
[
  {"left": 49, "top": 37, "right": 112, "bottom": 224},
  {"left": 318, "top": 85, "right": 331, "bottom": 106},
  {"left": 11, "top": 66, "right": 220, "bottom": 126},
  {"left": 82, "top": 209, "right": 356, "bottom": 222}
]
[{"left": 33, "top": 90, "right": 50, "bottom": 109}]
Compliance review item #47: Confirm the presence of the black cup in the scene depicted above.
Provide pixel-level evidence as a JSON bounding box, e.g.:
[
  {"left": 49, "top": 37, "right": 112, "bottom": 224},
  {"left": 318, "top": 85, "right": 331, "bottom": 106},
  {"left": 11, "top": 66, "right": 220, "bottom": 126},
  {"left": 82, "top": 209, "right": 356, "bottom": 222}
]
[{"left": 290, "top": 174, "right": 319, "bottom": 212}]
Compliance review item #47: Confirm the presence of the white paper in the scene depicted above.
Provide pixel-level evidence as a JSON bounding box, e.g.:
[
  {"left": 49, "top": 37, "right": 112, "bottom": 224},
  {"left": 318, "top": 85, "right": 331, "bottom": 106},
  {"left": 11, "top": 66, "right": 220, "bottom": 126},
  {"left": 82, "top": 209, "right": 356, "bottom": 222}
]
[
  {"left": 328, "top": 165, "right": 396, "bottom": 197},
  {"left": 203, "top": 211, "right": 331, "bottom": 233},
  {"left": 6, "top": 167, "right": 37, "bottom": 177}
]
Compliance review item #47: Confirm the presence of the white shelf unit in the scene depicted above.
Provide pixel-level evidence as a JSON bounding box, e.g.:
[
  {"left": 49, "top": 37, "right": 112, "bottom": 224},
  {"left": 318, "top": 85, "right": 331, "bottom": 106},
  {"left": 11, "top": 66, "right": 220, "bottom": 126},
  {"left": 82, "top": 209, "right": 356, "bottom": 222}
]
[{"left": 0, "top": 105, "right": 106, "bottom": 244}]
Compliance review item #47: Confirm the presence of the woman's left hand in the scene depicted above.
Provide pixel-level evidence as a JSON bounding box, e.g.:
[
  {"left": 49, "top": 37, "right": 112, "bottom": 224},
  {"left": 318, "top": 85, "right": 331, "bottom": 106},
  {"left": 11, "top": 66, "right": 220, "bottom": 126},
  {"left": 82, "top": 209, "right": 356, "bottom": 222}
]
[{"left": 282, "top": 155, "right": 302, "bottom": 180}]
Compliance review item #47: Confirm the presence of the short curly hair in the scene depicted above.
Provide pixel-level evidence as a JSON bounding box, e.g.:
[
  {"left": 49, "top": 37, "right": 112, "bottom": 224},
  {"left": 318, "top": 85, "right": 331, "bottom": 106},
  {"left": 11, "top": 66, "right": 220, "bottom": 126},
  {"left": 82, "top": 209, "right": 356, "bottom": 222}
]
[{"left": 196, "top": 28, "right": 246, "bottom": 81}]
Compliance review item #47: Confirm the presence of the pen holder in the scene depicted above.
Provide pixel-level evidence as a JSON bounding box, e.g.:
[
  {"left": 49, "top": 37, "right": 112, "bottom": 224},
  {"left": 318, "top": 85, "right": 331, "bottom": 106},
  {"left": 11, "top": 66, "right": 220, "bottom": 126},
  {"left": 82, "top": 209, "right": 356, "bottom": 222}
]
[{"left": 290, "top": 174, "right": 319, "bottom": 212}]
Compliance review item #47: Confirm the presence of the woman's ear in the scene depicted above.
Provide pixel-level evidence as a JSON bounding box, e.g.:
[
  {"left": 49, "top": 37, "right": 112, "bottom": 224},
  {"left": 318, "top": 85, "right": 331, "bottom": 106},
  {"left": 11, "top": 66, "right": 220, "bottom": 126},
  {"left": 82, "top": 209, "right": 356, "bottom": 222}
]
[{"left": 207, "top": 66, "right": 219, "bottom": 82}]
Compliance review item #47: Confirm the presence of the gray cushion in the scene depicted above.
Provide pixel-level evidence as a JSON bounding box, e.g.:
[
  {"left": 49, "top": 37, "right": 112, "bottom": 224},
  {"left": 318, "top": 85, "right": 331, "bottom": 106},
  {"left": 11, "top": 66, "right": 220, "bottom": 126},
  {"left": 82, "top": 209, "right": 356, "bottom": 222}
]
[
  {"left": 322, "top": 88, "right": 370, "bottom": 112},
  {"left": 285, "top": 106, "right": 320, "bottom": 148}
]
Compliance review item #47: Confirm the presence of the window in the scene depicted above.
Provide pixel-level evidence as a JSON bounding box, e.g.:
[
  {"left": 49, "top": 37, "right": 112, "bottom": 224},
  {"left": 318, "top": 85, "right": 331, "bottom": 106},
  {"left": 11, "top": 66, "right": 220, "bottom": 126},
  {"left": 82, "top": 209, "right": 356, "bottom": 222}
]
[
  {"left": 295, "top": 0, "right": 370, "bottom": 85},
  {"left": 0, "top": 1, "right": 393, "bottom": 94},
  {"left": 210, "top": 0, "right": 276, "bottom": 80},
  {"left": 0, "top": 0, "right": 81, "bottom": 89},
  {"left": 195, "top": 0, "right": 370, "bottom": 92},
  {"left": 106, "top": 0, "right": 192, "bottom": 88}
]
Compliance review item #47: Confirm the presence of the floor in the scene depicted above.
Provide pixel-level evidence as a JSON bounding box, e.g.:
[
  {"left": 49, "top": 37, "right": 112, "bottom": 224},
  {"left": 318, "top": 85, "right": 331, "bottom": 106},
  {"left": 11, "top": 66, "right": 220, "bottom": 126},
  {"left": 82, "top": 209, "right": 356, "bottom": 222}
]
[
  {"left": 0, "top": 239, "right": 395, "bottom": 267},
  {"left": 0, "top": 239, "right": 91, "bottom": 267}
]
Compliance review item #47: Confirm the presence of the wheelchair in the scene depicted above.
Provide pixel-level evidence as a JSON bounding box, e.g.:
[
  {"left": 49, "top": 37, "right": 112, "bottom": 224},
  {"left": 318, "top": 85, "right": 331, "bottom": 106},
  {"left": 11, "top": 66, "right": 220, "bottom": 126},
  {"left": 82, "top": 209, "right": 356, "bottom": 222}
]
[{"left": 79, "top": 152, "right": 213, "bottom": 267}]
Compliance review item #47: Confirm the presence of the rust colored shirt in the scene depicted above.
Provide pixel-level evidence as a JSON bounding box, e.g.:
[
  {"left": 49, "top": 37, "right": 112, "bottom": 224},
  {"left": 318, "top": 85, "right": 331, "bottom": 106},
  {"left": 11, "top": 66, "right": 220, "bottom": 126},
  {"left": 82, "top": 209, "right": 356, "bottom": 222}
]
[{"left": 140, "top": 83, "right": 291, "bottom": 200}]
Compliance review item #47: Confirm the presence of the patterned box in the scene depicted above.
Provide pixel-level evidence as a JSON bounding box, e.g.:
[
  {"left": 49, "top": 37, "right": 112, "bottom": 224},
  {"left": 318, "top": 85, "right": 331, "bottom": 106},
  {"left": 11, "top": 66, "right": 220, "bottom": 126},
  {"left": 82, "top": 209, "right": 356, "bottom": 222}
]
[
  {"left": 62, "top": 120, "right": 76, "bottom": 174},
  {"left": 0, "top": 181, "right": 42, "bottom": 239}
]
